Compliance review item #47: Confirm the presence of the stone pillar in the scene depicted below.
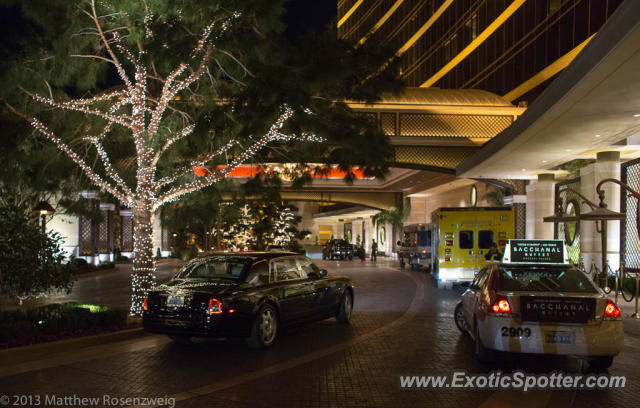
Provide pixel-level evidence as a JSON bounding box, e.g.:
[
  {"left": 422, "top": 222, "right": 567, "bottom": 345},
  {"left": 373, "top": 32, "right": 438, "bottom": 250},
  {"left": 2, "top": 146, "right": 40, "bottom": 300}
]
[
  {"left": 580, "top": 151, "right": 621, "bottom": 270},
  {"left": 525, "top": 173, "right": 556, "bottom": 239}
]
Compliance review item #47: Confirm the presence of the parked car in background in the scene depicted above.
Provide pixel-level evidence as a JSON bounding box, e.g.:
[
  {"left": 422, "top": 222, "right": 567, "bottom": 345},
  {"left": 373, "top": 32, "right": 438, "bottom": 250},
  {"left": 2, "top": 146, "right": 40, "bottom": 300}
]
[{"left": 322, "top": 239, "right": 353, "bottom": 260}]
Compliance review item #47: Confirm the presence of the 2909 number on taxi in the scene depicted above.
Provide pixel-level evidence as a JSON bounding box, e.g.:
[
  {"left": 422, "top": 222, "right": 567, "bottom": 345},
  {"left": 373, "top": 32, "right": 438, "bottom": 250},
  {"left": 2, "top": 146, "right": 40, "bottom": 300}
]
[{"left": 501, "top": 327, "right": 531, "bottom": 338}]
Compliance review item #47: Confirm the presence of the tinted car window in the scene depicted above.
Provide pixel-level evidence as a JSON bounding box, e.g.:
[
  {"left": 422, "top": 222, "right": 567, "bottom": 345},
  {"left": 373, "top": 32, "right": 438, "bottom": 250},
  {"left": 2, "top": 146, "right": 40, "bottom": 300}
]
[
  {"left": 272, "top": 258, "right": 301, "bottom": 281},
  {"left": 297, "top": 257, "right": 319, "bottom": 277},
  {"left": 246, "top": 260, "right": 270, "bottom": 285},
  {"left": 418, "top": 231, "right": 431, "bottom": 247},
  {"left": 178, "top": 257, "right": 247, "bottom": 280},
  {"left": 459, "top": 231, "right": 473, "bottom": 249},
  {"left": 497, "top": 267, "right": 597, "bottom": 293},
  {"left": 476, "top": 268, "right": 490, "bottom": 289},
  {"left": 471, "top": 267, "right": 487, "bottom": 289},
  {"left": 478, "top": 230, "right": 494, "bottom": 249}
]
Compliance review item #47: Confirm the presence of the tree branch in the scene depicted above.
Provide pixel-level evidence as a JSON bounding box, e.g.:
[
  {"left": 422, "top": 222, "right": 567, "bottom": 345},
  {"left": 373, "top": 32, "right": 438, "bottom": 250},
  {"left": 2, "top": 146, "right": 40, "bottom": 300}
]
[
  {"left": 22, "top": 87, "right": 133, "bottom": 129},
  {"left": 32, "top": 118, "right": 130, "bottom": 205},
  {"left": 86, "top": 1, "right": 134, "bottom": 91},
  {"left": 152, "top": 124, "right": 195, "bottom": 165},
  {"left": 153, "top": 107, "right": 304, "bottom": 209},
  {"left": 88, "top": 136, "right": 135, "bottom": 200}
]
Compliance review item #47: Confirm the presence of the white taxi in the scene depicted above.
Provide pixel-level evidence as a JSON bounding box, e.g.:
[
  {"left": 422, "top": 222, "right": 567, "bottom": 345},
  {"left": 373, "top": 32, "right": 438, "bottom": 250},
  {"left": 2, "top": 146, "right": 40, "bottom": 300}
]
[{"left": 454, "top": 239, "right": 623, "bottom": 369}]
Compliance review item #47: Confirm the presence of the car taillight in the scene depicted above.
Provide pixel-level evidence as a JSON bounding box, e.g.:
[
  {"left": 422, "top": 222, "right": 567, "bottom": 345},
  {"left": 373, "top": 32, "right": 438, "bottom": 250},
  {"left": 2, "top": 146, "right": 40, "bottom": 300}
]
[
  {"left": 208, "top": 298, "right": 222, "bottom": 314},
  {"left": 490, "top": 297, "right": 511, "bottom": 314},
  {"left": 604, "top": 300, "right": 621, "bottom": 319},
  {"left": 143, "top": 296, "right": 148, "bottom": 311},
  {"left": 499, "top": 240, "right": 507, "bottom": 246}
]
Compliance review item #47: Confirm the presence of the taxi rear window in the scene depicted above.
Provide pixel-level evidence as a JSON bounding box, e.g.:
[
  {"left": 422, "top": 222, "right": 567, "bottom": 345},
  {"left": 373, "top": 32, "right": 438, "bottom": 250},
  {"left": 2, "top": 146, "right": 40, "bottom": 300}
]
[{"left": 497, "top": 267, "right": 597, "bottom": 293}]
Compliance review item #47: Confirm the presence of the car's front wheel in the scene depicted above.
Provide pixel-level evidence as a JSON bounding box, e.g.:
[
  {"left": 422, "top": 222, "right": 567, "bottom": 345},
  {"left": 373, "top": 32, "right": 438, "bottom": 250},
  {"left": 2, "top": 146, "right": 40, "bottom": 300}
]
[
  {"left": 246, "top": 304, "right": 279, "bottom": 349},
  {"left": 336, "top": 290, "right": 353, "bottom": 323}
]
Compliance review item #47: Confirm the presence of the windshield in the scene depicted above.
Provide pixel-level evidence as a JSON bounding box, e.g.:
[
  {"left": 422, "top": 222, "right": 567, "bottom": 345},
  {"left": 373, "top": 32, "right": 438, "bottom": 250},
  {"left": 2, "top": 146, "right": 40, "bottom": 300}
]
[
  {"left": 497, "top": 267, "right": 597, "bottom": 293},
  {"left": 177, "top": 257, "right": 250, "bottom": 280}
]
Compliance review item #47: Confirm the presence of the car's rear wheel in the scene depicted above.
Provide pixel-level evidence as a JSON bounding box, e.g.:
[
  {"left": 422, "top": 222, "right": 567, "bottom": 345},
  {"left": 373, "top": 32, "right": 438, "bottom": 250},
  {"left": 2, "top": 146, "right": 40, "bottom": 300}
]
[
  {"left": 246, "top": 304, "right": 278, "bottom": 349},
  {"left": 588, "top": 356, "right": 614, "bottom": 370},
  {"left": 336, "top": 290, "right": 353, "bottom": 323},
  {"left": 454, "top": 302, "right": 468, "bottom": 334}
]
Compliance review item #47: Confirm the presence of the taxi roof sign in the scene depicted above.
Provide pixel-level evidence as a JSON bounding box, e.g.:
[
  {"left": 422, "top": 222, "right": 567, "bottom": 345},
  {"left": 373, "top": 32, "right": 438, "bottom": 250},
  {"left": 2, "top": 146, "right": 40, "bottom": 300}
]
[{"left": 502, "top": 239, "right": 569, "bottom": 265}]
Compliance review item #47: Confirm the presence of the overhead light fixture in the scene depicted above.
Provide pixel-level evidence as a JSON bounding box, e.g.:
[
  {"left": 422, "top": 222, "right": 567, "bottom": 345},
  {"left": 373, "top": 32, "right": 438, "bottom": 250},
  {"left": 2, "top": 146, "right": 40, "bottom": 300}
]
[
  {"left": 542, "top": 160, "right": 547, "bottom": 163},
  {"left": 595, "top": 134, "right": 601, "bottom": 138},
  {"left": 521, "top": 168, "right": 526, "bottom": 171},
  {"left": 634, "top": 114, "right": 640, "bottom": 117},
  {"left": 565, "top": 149, "right": 571, "bottom": 152}
]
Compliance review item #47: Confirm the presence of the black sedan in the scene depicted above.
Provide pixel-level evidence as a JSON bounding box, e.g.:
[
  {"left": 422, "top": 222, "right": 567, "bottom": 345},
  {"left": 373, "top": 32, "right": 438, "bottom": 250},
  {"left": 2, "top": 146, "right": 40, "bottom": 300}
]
[{"left": 143, "top": 252, "right": 354, "bottom": 348}]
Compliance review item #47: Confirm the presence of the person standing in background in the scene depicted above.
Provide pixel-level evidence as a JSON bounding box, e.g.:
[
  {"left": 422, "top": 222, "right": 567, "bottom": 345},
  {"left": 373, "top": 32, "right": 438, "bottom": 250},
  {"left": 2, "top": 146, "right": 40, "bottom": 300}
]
[{"left": 371, "top": 239, "right": 378, "bottom": 262}]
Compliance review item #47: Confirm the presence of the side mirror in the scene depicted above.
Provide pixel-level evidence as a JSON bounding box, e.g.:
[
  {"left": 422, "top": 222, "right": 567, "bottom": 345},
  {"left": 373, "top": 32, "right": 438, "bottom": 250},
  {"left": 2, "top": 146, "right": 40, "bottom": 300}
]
[{"left": 318, "top": 269, "right": 328, "bottom": 278}]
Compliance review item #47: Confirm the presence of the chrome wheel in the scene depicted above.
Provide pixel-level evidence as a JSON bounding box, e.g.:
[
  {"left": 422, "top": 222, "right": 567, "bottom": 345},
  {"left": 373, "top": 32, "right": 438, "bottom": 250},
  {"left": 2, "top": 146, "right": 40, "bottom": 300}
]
[{"left": 259, "top": 308, "right": 277, "bottom": 345}]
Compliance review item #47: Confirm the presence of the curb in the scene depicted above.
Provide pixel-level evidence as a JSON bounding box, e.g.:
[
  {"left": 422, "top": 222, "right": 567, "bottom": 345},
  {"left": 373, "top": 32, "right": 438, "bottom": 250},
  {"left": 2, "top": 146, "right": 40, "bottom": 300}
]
[{"left": 0, "top": 327, "right": 146, "bottom": 357}]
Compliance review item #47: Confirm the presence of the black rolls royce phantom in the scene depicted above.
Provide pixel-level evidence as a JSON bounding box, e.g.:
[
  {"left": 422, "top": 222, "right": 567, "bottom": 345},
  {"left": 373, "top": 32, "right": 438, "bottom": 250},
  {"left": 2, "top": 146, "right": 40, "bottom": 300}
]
[{"left": 142, "top": 252, "right": 354, "bottom": 348}]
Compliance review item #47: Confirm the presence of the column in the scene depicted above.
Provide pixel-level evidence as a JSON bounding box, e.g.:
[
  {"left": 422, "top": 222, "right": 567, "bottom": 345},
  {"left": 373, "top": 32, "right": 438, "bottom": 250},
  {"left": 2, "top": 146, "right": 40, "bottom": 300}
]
[
  {"left": 580, "top": 151, "right": 621, "bottom": 270},
  {"left": 525, "top": 174, "right": 555, "bottom": 239}
]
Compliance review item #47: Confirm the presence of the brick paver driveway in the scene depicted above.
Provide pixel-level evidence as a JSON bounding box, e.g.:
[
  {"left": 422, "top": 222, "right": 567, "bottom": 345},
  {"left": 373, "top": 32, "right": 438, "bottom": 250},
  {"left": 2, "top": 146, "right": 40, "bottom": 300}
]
[{"left": 1, "top": 259, "right": 639, "bottom": 407}]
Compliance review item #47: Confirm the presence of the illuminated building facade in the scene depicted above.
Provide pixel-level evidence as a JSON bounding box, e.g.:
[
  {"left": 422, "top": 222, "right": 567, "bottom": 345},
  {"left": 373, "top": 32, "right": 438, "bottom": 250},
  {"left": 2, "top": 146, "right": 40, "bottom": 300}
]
[{"left": 338, "top": 0, "right": 623, "bottom": 104}]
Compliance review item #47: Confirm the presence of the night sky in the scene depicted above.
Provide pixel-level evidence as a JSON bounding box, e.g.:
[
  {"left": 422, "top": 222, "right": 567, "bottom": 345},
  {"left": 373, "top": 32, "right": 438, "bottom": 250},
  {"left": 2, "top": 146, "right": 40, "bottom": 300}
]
[{"left": 284, "top": 0, "right": 336, "bottom": 40}]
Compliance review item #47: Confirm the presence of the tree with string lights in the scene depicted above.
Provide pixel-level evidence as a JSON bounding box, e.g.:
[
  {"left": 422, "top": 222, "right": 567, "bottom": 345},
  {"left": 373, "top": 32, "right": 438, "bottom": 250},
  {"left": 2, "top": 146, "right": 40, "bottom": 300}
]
[{"left": 2, "top": 0, "right": 401, "bottom": 315}]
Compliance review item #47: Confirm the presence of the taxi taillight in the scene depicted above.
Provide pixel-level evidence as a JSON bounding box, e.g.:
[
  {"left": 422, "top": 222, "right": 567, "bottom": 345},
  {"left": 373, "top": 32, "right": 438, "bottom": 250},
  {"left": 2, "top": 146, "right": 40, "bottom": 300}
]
[
  {"left": 490, "top": 297, "right": 511, "bottom": 314},
  {"left": 604, "top": 300, "right": 621, "bottom": 319},
  {"left": 143, "top": 296, "right": 148, "bottom": 311}
]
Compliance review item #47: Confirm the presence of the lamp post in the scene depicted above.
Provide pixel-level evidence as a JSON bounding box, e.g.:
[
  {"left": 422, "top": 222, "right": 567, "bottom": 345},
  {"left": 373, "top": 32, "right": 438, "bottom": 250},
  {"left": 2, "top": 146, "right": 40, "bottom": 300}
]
[{"left": 32, "top": 201, "right": 55, "bottom": 233}]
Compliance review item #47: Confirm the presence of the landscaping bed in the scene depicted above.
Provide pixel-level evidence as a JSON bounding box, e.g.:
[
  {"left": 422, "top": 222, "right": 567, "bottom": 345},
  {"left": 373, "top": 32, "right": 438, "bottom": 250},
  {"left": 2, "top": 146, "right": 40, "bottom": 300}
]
[
  {"left": 69, "top": 258, "right": 117, "bottom": 275},
  {"left": 0, "top": 302, "right": 136, "bottom": 348}
]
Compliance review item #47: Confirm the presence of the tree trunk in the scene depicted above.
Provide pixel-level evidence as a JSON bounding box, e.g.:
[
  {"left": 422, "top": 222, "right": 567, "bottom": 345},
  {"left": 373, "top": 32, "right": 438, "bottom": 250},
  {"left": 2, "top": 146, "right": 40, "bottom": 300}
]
[{"left": 131, "top": 204, "right": 156, "bottom": 316}]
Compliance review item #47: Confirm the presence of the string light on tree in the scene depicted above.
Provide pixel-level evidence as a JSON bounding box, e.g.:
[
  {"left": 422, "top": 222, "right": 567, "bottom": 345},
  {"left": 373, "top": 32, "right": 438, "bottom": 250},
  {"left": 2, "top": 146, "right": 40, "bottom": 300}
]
[{"left": 21, "top": 1, "right": 322, "bottom": 316}]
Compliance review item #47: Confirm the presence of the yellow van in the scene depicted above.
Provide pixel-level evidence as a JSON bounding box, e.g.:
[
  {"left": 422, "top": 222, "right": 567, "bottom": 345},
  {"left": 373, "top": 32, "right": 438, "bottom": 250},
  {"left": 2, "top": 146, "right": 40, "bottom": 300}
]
[{"left": 431, "top": 207, "right": 514, "bottom": 289}]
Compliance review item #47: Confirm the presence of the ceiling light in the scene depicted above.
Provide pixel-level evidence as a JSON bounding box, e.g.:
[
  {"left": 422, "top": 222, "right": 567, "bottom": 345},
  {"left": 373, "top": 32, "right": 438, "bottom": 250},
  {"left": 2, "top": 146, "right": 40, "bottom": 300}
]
[
  {"left": 521, "top": 169, "right": 526, "bottom": 171},
  {"left": 634, "top": 114, "right": 640, "bottom": 117},
  {"left": 595, "top": 134, "right": 601, "bottom": 138},
  {"left": 565, "top": 149, "right": 571, "bottom": 152},
  {"left": 542, "top": 160, "right": 547, "bottom": 163}
]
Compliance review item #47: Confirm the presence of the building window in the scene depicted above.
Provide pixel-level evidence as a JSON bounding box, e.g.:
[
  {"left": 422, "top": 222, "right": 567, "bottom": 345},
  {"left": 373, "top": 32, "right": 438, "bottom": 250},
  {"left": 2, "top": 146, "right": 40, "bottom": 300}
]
[{"left": 466, "top": 14, "right": 478, "bottom": 40}]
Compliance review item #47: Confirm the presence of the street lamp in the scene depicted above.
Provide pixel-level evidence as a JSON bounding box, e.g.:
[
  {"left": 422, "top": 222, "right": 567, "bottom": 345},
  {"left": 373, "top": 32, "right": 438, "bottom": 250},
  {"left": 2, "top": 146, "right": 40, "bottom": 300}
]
[{"left": 32, "top": 200, "right": 55, "bottom": 233}]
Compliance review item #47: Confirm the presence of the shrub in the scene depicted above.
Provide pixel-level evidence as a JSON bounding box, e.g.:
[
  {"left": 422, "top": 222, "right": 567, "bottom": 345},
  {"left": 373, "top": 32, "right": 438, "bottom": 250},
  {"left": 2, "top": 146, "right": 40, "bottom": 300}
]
[
  {"left": 115, "top": 254, "right": 131, "bottom": 263},
  {"left": 0, "top": 205, "right": 73, "bottom": 302},
  {"left": 0, "top": 302, "right": 129, "bottom": 348}
]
